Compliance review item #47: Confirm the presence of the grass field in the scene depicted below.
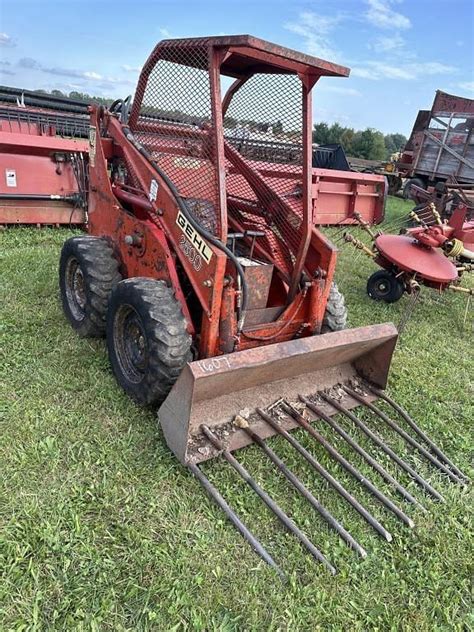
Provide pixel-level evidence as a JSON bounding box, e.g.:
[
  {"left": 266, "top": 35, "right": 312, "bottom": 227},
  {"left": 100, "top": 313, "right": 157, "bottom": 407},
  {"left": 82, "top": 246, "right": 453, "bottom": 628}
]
[{"left": 1, "top": 197, "right": 472, "bottom": 630}]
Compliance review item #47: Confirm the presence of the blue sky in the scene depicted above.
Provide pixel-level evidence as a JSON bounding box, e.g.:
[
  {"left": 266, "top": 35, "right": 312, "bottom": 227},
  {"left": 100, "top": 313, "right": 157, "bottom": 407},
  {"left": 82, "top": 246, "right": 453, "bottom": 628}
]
[{"left": 0, "top": 0, "right": 473, "bottom": 135}]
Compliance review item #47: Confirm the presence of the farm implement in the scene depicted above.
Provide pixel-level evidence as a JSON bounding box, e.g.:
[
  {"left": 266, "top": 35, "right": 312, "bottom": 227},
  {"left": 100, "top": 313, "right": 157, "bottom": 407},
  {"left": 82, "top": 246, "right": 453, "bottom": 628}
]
[
  {"left": 0, "top": 86, "right": 89, "bottom": 225},
  {"left": 344, "top": 203, "right": 474, "bottom": 303},
  {"left": 59, "top": 36, "right": 467, "bottom": 577}
]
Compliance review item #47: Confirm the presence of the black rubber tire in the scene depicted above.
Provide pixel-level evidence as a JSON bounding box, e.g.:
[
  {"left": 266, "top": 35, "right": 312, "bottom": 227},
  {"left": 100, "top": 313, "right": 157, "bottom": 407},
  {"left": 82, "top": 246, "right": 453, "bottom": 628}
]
[
  {"left": 106, "top": 278, "right": 192, "bottom": 407},
  {"left": 367, "top": 270, "right": 405, "bottom": 303},
  {"left": 59, "top": 235, "right": 122, "bottom": 337},
  {"left": 322, "top": 283, "right": 348, "bottom": 333},
  {"left": 403, "top": 177, "right": 425, "bottom": 201}
]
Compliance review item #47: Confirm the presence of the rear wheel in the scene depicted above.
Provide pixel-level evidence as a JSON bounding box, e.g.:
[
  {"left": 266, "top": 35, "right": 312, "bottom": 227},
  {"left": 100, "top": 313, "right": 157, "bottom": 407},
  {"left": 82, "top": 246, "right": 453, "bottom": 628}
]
[
  {"left": 367, "top": 270, "right": 405, "bottom": 303},
  {"left": 59, "top": 236, "right": 122, "bottom": 337},
  {"left": 322, "top": 283, "right": 347, "bottom": 333},
  {"left": 107, "top": 278, "right": 192, "bottom": 407}
]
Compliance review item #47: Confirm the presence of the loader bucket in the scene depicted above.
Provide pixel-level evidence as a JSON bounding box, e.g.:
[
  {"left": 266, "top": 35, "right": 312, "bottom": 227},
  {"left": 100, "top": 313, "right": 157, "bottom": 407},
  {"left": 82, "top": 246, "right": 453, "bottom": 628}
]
[
  {"left": 159, "top": 323, "right": 398, "bottom": 465},
  {"left": 158, "top": 322, "right": 467, "bottom": 577}
]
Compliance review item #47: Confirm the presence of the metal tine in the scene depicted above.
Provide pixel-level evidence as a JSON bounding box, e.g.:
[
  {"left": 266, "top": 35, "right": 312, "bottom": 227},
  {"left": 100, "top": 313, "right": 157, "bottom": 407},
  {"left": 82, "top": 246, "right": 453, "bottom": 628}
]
[
  {"left": 365, "top": 384, "right": 469, "bottom": 482},
  {"left": 200, "top": 425, "right": 337, "bottom": 575},
  {"left": 188, "top": 463, "right": 286, "bottom": 581},
  {"left": 282, "top": 403, "right": 415, "bottom": 529},
  {"left": 303, "top": 395, "right": 426, "bottom": 512},
  {"left": 256, "top": 408, "right": 393, "bottom": 542},
  {"left": 241, "top": 424, "right": 367, "bottom": 558},
  {"left": 320, "top": 393, "right": 445, "bottom": 502},
  {"left": 343, "top": 386, "right": 466, "bottom": 485}
]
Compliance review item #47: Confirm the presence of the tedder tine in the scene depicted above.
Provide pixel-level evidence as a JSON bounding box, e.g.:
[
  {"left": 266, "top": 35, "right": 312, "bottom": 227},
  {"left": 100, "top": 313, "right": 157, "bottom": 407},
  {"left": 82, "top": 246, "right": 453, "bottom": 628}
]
[
  {"left": 188, "top": 463, "right": 286, "bottom": 581},
  {"left": 321, "top": 393, "right": 445, "bottom": 502},
  {"left": 343, "top": 386, "right": 466, "bottom": 485},
  {"left": 200, "top": 425, "right": 337, "bottom": 575},
  {"left": 241, "top": 424, "right": 367, "bottom": 558},
  {"left": 304, "top": 396, "right": 426, "bottom": 511},
  {"left": 282, "top": 403, "right": 415, "bottom": 529},
  {"left": 365, "top": 384, "right": 469, "bottom": 483},
  {"left": 256, "top": 408, "right": 393, "bottom": 542}
]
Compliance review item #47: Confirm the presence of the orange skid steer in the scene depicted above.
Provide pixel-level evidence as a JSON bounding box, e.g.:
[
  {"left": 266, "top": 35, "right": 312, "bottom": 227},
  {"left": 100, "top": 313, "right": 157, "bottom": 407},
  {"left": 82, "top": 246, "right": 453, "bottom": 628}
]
[{"left": 59, "top": 36, "right": 467, "bottom": 577}]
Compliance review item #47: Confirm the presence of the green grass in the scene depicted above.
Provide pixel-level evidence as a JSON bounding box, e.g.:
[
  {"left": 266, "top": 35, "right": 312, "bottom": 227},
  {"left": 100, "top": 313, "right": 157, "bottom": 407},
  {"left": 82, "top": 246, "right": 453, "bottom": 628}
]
[{"left": 0, "top": 197, "right": 472, "bottom": 631}]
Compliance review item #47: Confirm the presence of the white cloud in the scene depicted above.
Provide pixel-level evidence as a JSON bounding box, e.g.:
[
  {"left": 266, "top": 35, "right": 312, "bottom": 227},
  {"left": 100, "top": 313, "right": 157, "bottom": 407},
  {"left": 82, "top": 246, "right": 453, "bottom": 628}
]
[
  {"left": 83, "top": 71, "right": 103, "bottom": 80},
  {"left": 352, "top": 60, "right": 456, "bottom": 81},
  {"left": 319, "top": 85, "right": 361, "bottom": 96},
  {"left": 17, "top": 57, "right": 133, "bottom": 88},
  {"left": 365, "top": 0, "right": 411, "bottom": 30},
  {"left": 159, "top": 28, "right": 171, "bottom": 38},
  {"left": 122, "top": 64, "right": 141, "bottom": 72},
  {"left": 458, "top": 81, "right": 474, "bottom": 93},
  {"left": 370, "top": 33, "right": 406, "bottom": 53},
  {"left": 284, "top": 11, "right": 344, "bottom": 61},
  {"left": 0, "top": 32, "right": 15, "bottom": 47}
]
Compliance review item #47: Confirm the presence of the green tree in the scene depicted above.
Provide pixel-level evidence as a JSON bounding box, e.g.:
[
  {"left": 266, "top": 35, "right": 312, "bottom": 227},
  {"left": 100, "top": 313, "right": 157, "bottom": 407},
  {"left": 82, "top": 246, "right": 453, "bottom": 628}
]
[
  {"left": 352, "top": 128, "right": 387, "bottom": 160},
  {"left": 384, "top": 132, "right": 407, "bottom": 157},
  {"left": 312, "top": 122, "right": 330, "bottom": 145},
  {"left": 340, "top": 127, "right": 355, "bottom": 155}
]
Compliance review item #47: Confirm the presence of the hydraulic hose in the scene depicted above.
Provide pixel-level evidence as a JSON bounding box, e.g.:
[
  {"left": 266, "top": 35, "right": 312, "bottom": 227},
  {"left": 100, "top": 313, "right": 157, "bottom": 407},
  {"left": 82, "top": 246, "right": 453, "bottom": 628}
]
[
  {"left": 121, "top": 125, "right": 249, "bottom": 330},
  {"left": 0, "top": 193, "right": 79, "bottom": 203}
]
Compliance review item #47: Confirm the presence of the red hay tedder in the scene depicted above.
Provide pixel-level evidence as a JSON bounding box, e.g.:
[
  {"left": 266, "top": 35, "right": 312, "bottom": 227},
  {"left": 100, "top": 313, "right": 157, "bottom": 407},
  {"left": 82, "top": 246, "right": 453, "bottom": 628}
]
[{"left": 54, "top": 35, "right": 467, "bottom": 577}]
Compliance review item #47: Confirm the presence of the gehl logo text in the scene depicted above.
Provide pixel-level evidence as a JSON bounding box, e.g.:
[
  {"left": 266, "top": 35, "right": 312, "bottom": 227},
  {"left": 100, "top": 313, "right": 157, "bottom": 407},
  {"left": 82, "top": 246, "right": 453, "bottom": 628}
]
[{"left": 176, "top": 211, "right": 213, "bottom": 264}]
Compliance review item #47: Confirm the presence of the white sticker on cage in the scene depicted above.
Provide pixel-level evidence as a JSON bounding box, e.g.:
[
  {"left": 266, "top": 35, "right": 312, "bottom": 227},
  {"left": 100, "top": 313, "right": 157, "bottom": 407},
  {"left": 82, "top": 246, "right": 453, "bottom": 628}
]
[
  {"left": 149, "top": 179, "right": 159, "bottom": 202},
  {"left": 6, "top": 169, "right": 17, "bottom": 187},
  {"left": 89, "top": 126, "right": 96, "bottom": 167}
]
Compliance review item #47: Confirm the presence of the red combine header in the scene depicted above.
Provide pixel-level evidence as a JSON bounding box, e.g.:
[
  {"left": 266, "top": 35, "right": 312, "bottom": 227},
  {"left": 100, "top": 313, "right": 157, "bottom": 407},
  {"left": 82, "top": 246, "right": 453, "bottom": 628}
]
[{"left": 0, "top": 87, "right": 89, "bottom": 225}]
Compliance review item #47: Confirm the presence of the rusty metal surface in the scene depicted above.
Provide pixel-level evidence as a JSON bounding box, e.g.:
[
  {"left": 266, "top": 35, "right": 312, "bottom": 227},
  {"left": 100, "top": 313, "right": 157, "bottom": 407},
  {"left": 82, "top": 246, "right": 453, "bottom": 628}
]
[{"left": 158, "top": 324, "right": 398, "bottom": 464}]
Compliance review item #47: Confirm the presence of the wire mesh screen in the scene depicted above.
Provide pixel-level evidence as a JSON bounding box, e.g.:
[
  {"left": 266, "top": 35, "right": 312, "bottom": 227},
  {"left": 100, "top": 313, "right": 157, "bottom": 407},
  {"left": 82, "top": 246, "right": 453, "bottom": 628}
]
[
  {"left": 131, "top": 43, "right": 220, "bottom": 236},
  {"left": 223, "top": 73, "right": 304, "bottom": 278}
]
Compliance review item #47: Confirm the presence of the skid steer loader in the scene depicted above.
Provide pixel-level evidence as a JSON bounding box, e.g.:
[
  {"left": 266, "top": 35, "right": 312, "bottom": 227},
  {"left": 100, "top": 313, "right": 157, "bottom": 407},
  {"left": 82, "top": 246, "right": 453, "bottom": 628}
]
[{"left": 59, "top": 36, "right": 467, "bottom": 577}]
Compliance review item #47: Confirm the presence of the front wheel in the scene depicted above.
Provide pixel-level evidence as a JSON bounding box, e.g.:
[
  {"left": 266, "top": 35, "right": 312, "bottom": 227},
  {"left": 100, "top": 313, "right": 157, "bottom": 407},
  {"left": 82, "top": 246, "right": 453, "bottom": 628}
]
[
  {"left": 367, "top": 270, "right": 405, "bottom": 303},
  {"left": 322, "top": 283, "right": 348, "bottom": 332},
  {"left": 106, "top": 278, "right": 192, "bottom": 407}
]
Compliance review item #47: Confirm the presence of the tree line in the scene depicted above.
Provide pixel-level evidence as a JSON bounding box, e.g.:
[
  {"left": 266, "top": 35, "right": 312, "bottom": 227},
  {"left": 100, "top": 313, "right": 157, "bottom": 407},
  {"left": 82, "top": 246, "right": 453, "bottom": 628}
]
[
  {"left": 32, "top": 89, "right": 407, "bottom": 161},
  {"left": 313, "top": 122, "right": 406, "bottom": 161}
]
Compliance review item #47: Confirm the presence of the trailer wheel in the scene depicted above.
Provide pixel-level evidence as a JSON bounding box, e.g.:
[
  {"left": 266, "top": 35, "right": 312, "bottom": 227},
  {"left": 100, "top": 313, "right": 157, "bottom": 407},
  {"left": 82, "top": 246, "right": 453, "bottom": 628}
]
[
  {"left": 59, "top": 236, "right": 122, "bottom": 337},
  {"left": 367, "top": 270, "right": 404, "bottom": 303},
  {"left": 403, "top": 178, "right": 425, "bottom": 202},
  {"left": 322, "top": 283, "right": 348, "bottom": 332},
  {"left": 107, "top": 278, "right": 192, "bottom": 407}
]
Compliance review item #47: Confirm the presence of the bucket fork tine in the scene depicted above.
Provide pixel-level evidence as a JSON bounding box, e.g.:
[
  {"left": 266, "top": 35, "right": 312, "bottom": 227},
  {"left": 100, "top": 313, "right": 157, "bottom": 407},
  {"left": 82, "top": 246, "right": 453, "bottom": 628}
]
[
  {"left": 343, "top": 386, "right": 466, "bottom": 485},
  {"left": 303, "top": 395, "right": 426, "bottom": 511},
  {"left": 200, "top": 425, "right": 338, "bottom": 575},
  {"left": 320, "top": 393, "right": 444, "bottom": 501},
  {"left": 256, "top": 408, "right": 393, "bottom": 542},
  {"left": 282, "top": 402, "right": 415, "bottom": 529},
  {"left": 342, "top": 386, "right": 465, "bottom": 485},
  {"left": 241, "top": 423, "right": 367, "bottom": 558},
  {"left": 365, "top": 384, "right": 469, "bottom": 483},
  {"left": 188, "top": 463, "right": 286, "bottom": 581}
]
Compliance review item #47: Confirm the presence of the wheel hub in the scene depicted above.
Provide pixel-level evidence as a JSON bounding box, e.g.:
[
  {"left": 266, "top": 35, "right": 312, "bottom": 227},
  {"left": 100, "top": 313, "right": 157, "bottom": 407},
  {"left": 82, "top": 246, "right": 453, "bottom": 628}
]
[
  {"left": 114, "top": 304, "right": 148, "bottom": 383},
  {"left": 65, "top": 256, "right": 86, "bottom": 320}
]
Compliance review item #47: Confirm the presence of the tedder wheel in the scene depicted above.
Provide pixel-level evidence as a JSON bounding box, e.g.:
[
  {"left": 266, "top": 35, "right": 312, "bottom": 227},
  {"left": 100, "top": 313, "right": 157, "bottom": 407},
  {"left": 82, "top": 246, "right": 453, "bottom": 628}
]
[
  {"left": 59, "top": 236, "right": 122, "bottom": 337},
  {"left": 106, "top": 278, "right": 192, "bottom": 407},
  {"left": 322, "top": 282, "right": 348, "bottom": 333},
  {"left": 366, "top": 270, "right": 405, "bottom": 303}
]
